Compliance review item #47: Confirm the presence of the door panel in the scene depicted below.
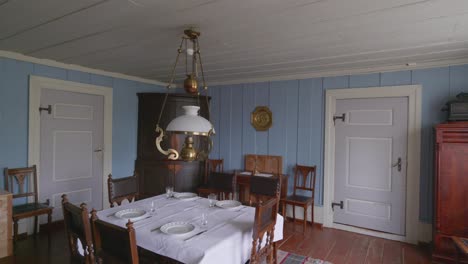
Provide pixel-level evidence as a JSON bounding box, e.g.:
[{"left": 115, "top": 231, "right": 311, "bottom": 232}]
[
  {"left": 334, "top": 97, "right": 407, "bottom": 235},
  {"left": 39, "top": 88, "right": 104, "bottom": 222}
]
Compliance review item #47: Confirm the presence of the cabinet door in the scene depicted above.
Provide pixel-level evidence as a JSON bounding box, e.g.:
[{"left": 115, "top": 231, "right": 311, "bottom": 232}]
[{"left": 437, "top": 143, "right": 468, "bottom": 235}]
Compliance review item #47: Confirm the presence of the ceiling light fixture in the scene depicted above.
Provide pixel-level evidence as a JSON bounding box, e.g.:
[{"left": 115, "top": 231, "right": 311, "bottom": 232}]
[{"left": 155, "top": 28, "right": 214, "bottom": 162}]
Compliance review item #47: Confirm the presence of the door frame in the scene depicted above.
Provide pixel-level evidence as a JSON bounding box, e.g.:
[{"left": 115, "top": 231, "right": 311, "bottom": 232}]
[
  {"left": 323, "top": 85, "right": 422, "bottom": 244},
  {"left": 28, "top": 75, "right": 113, "bottom": 214}
]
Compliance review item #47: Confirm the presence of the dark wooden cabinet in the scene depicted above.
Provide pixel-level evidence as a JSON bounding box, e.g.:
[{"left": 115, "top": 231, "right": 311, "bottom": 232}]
[
  {"left": 433, "top": 122, "right": 468, "bottom": 264},
  {"left": 135, "top": 93, "right": 210, "bottom": 197}
]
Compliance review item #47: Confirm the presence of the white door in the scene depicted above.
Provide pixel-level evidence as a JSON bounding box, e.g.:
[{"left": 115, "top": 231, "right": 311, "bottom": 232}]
[
  {"left": 333, "top": 97, "right": 408, "bottom": 235},
  {"left": 39, "top": 88, "right": 104, "bottom": 222}
]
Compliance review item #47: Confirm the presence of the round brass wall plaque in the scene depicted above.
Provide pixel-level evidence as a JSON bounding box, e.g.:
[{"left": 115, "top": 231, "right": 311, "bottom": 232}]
[{"left": 251, "top": 106, "right": 272, "bottom": 131}]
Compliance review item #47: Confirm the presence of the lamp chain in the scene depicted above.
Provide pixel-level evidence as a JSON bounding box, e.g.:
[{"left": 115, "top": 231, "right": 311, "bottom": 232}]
[{"left": 156, "top": 37, "right": 185, "bottom": 127}]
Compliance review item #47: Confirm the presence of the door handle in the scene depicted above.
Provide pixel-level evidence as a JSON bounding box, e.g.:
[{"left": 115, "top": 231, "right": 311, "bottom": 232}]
[
  {"left": 392, "top": 157, "right": 401, "bottom": 172},
  {"left": 94, "top": 148, "right": 103, "bottom": 153}
]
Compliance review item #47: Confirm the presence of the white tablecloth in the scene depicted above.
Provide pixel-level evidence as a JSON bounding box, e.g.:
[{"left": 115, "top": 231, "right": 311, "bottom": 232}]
[{"left": 97, "top": 194, "right": 284, "bottom": 264}]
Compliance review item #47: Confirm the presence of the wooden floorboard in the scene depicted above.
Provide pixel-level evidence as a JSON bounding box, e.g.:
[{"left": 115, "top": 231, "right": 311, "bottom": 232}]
[
  {"left": 279, "top": 222, "right": 431, "bottom": 264},
  {"left": 0, "top": 221, "right": 431, "bottom": 264}
]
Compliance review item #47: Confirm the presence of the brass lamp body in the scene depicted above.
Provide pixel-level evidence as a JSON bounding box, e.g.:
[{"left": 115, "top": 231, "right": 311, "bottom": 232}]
[
  {"left": 184, "top": 74, "right": 198, "bottom": 94},
  {"left": 180, "top": 136, "right": 197, "bottom": 162}
]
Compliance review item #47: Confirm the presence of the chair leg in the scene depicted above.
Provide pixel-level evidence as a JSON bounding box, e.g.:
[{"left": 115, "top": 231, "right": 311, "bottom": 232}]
[
  {"left": 13, "top": 219, "right": 18, "bottom": 241},
  {"left": 292, "top": 204, "right": 295, "bottom": 222},
  {"left": 310, "top": 202, "right": 314, "bottom": 226},
  {"left": 47, "top": 212, "right": 52, "bottom": 233},
  {"left": 303, "top": 205, "right": 307, "bottom": 232},
  {"left": 282, "top": 202, "right": 286, "bottom": 220},
  {"left": 34, "top": 216, "right": 38, "bottom": 236},
  {"left": 273, "top": 242, "right": 278, "bottom": 264}
]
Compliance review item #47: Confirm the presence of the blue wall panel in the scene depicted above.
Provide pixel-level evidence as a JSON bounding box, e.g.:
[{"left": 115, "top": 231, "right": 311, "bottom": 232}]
[
  {"left": 412, "top": 67, "right": 450, "bottom": 222},
  {"left": 241, "top": 84, "right": 256, "bottom": 160},
  {"left": 219, "top": 85, "right": 232, "bottom": 170},
  {"left": 211, "top": 64, "right": 468, "bottom": 223},
  {"left": 284, "top": 82, "right": 299, "bottom": 194},
  {"left": 208, "top": 85, "right": 221, "bottom": 159},
  {"left": 230, "top": 84, "right": 244, "bottom": 170},
  {"left": 268, "top": 81, "right": 289, "bottom": 163}
]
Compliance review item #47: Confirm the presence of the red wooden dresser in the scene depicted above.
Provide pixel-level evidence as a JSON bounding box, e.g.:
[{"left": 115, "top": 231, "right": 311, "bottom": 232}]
[{"left": 433, "top": 122, "right": 468, "bottom": 263}]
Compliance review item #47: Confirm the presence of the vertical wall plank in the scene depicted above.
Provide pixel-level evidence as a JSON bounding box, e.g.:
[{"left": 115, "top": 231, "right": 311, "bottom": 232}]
[
  {"left": 208, "top": 86, "right": 221, "bottom": 159},
  {"left": 323, "top": 75, "right": 349, "bottom": 89},
  {"left": 90, "top": 74, "right": 113, "bottom": 87},
  {"left": 380, "top": 70, "right": 411, "bottom": 86},
  {"left": 268, "top": 80, "right": 290, "bottom": 171},
  {"left": 449, "top": 65, "right": 468, "bottom": 97},
  {"left": 112, "top": 78, "right": 139, "bottom": 177},
  {"left": 242, "top": 84, "right": 257, "bottom": 162},
  {"left": 219, "top": 85, "right": 232, "bottom": 169},
  {"left": 67, "top": 70, "right": 91, "bottom": 84},
  {"left": 299, "top": 78, "right": 324, "bottom": 203},
  {"left": 285, "top": 82, "right": 299, "bottom": 194},
  {"left": 229, "top": 84, "right": 243, "bottom": 170},
  {"left": 349, "top": 73, "right": 380, "bottom": 88},
  {"left": 254, "top": 82, "right": 269, "bottom": 154},
  {"left": 33, "top": 64, "right": 67, "bottom": 80},
  {"left": 412, "top": 67, "right": 450, "bottom": 222}
]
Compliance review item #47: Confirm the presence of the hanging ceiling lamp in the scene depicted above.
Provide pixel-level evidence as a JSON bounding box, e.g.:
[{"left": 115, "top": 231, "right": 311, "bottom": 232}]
[{"left": 155, "top": 28, "right": 214, "bottom": 162}]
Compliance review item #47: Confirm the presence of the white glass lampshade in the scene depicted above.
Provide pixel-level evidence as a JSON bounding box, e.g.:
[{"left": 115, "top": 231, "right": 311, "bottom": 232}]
[{"left": 166, "top": 106, "right": 214, "bottom": 135}]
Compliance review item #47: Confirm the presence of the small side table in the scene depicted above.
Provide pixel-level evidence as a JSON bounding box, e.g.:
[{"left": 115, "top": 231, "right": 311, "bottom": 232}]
[{"left": 452, "top": 236, "right": 468, "bottom": 264}]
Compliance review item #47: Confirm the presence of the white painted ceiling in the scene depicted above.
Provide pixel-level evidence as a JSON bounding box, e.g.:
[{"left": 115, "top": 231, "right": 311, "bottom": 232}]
[{"left": 1, "top": 0, "right": 468, "bottom": 85}]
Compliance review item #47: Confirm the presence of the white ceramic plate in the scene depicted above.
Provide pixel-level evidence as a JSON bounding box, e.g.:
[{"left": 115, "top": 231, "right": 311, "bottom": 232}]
[
  {"left": 174, "top": 192, "right": 198, "bottom": 200},
  {"left": 160, "top": 222, "right": 195, "bottom": 235},
  {"left": 215, "top": 200, "right": 242, "bottom": 210},
  {"left": 114, "top": 208, "right": 148, "bottom": 222}
]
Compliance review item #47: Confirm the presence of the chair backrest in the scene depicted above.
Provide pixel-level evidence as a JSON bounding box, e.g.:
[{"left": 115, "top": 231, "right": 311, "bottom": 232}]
[
  {"left": 245, "top": 155, "right": 282, "bottom": 175},
  {"left": 250, "top": 197, "right": 279, "bottom": 264},
  {"left": 204, "top": 159, "right": 224, "bottom": 184},
  {"left": 293, "top": 164, "right": 316, "bottom": 197},
  {"left": 108, "top": 173, "right": 139, "bottom": 207},
  {"left": 207, "top": 172, "right": 237, "bottom": 200},
  {"left": 61, "top": 194, "right": 94, "bottom": 263},
  {"left": 4, "top": 165, "right": 38, "bottom": 202},
  {"left": 91, "top": 210, "right": 139, "bottom": 264},
  {"left": 249, "top": 176, "right": 280, "bottom": 207}
]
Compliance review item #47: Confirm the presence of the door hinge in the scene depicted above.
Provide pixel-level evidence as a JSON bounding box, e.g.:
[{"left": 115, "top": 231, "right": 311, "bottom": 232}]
[
  {"left": 331, "top": 201, "right": 343, "bottom": 211},
  {"left": 39, "top": 105, "right": 52, "bottom": 115},
  {"left": 333, "top": 113, "right": 345, "bottom": 125},
  {"left": 392, "top": 157, "right": 402, "bottom": 172}
]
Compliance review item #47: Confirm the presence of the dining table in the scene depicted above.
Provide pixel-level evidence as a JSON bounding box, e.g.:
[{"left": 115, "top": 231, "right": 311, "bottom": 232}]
[{"left": 96, "top": 193, "right": 284, "bottom": 264}]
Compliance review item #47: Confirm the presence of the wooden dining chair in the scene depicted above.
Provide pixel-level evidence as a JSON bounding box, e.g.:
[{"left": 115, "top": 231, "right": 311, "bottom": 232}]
[
  {"left": 248, "top": 175, "right": 281, "bottom": 207},
  {"left": 281, "top": 164, "right": 316, "bottom": 231},
  {"left": 4, "top": 165, "right": 53, "bottom": 241},
  {"left": 203, "top": 159, "right": 224, "bottom": 184},
  {"left": 250, "top": 197, "right": 279, "bottom": 264},
  {"left": 90, "top": 210, "right": 139, "bottom": 264},
  {"left": 108, "top": 173, "right": 139, "bottom": 207},
  {"left": 61, "top": 194, "right": 94, "bottom": 263},
  {"left": 198, "top": 172, "right": 237, "bottom": 200}
]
